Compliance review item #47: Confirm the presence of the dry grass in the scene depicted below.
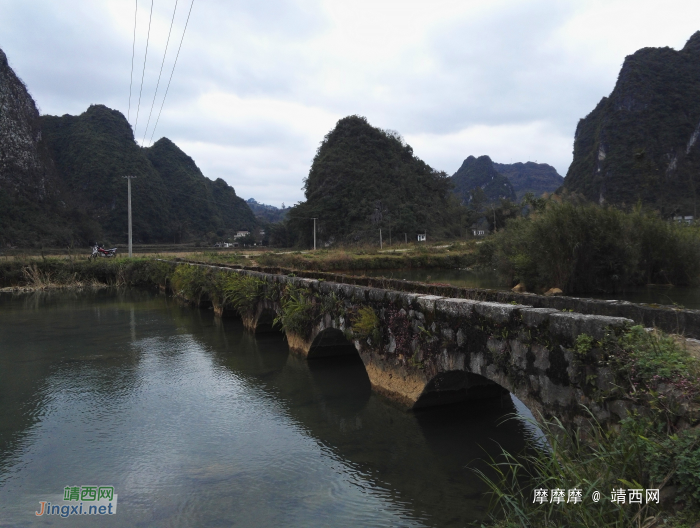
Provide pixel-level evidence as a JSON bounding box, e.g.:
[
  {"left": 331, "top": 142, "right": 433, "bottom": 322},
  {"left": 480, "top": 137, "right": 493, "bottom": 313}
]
[{"left": 0, "top": 264, "right": 107, "bottom": 292}]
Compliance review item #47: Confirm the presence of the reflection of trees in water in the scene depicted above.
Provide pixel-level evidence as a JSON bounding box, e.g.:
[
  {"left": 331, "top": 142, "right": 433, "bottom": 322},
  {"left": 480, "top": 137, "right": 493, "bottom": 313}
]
[{"left": 0, "top": 290, "right": 159, "bottom": 472}]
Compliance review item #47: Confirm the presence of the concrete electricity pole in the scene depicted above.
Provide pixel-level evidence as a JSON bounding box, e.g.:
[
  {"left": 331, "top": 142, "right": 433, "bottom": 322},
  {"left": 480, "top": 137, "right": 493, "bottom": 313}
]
[
  {"left": 122, "top": 176, "right": 137, "bottom": 257},
  {"left": 379, "top": 228, "right": 382, "bottom": 249},
  {"left": 312, "top": 218, "right": 317, "bottom": 250}
]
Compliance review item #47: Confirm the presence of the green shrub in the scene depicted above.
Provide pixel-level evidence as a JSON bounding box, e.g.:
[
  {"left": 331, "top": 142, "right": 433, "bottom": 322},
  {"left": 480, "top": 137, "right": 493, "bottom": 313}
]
[
  {"left": 170, "top": 264, "right": 213, "bottom": 303},
  {"left": 477, "top": 202, "right": 700, "bottom": 294},
  {"left": 645, "top": 426, "right": 700, "bottom": 508},
  {"left": 351, "top": 305, "right": 380, "bottom": 342},
  {"left": 274, "top": 283, "right": 316, "bottom": 336},
  {"left": 222, "top": 274, "right": 265, "bottom": 314}
]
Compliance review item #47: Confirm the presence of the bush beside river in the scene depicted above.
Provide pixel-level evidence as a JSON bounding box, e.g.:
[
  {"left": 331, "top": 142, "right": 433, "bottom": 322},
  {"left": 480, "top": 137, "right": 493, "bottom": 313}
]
[{"left": 477, "top": 202, "right": 700, "bottom": 295}]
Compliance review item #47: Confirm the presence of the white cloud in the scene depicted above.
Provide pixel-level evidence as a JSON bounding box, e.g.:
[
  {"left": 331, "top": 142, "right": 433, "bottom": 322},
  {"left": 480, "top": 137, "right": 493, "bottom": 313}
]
[{"left": 1, "top": 0, "right": 699, "bottom": 206}]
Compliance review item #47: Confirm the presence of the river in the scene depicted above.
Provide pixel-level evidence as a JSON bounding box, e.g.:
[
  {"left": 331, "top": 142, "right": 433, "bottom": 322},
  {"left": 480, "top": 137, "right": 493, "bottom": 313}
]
[{"left": 0, "top": 289, "right": 536, "bottom": 527}]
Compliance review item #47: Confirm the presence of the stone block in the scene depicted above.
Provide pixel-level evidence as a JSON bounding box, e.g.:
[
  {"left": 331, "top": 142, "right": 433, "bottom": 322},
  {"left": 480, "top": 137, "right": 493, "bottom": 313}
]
[
  {"left": 549, "top": 312, "right": 633, "bottom": 342},
  {"left": 486, "top": 337, "right": 504, "bottom": 355},
  {"left": 531, "top": 343, "right": 550, "bottom": 371},
  {"left": 340, "top": 284, "right": 357, "bottom": 299},
  {"left": 385, "top": 290, "right": 404, "bottom": 304},
  {"left": 596, "top": 367, "right": 616, "bottom": 392},
  {"left": 317, "top": 281, "right": 334, "bottom": 295},
  {"left": 510, "top": 340, "right": 528, "bottom": 369},
  {"left": 474, "top": 302, "right": 523, "bottom": 324},
  {"left": 368, "top": 288, "right": 387, "bottom": 303},
  {"left": 435, "top": 298, "right": 478, "bottom": 318},
  {"left": 539, "top": 376, "right": 574, "bottom": 406},
  {"left": 415, "top": 295, "right": 444, "bottom": 312},
  {"left": 520, "top": 307, "right": 559, "bottom": 328},
  {"left": 351, "top": 286, "right": 370, "bottom": 303},
  {"left": 456, "top": 329, "right": 465, "bottom": 347},
  {"left": 607, "top": 399, "right": 634, "bottom": 421},
  {"left": 398, "top": 293, "right": 420, "bottom": 309}
]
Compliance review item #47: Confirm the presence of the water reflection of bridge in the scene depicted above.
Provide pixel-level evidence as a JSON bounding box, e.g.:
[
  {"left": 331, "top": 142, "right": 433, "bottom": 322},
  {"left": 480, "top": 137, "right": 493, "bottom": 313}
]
[{"left": 192, "top": 313, "right": 535, "bottom": 526}]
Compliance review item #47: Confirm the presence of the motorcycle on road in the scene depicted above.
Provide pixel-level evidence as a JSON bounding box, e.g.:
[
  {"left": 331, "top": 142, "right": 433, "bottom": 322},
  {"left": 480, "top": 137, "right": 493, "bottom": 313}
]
[{"left": 90, "top": 245, "right": 117, "bottom": 259}]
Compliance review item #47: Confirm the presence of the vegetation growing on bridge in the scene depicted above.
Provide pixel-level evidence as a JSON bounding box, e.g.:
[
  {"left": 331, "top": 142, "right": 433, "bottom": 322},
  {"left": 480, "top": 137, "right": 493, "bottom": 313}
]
[
  {"left": 480, "top": 325, "right": 700, "bottom": 528},
  {"left": 222, "top": 274, "right": 267, "bottom": 314},
  {"left": 274, "top": 283, "right": 318, "bottom": 336},
  {"left": 351, "top": 306, "right": 380, "bottom": 342}
]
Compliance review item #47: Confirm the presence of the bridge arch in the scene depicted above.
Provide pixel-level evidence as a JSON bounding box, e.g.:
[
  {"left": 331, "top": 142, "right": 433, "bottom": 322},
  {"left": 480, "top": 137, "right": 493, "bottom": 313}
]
[
  {"left": 415, "top": 371, "right": 509, "bottom": 409},
  {"left": 307, "top": 327, "right": 357, "bottom": 359},
  {"left": 241, "top": 300, "right": 282, "bottom": 334}
]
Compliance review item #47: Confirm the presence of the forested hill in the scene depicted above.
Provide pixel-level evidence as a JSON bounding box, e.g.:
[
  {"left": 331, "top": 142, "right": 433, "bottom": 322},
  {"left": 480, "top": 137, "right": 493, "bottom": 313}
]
[
  {"left": 39, "top": 105, "right": 255, "bottom": 244},
  {"left": 146, "top": 137, "right": 255, "bottom": 241},
  {"left": 493, "top": 161, "right": 563, "bottom": 200},
  {"left": 563, "top": 31, "right": 700, "bottom": 215},
  {"left": 246, "top": 198, "right": 288, "bottom": 223},
  {"left": 450, "top": 155, "right": 516, "bottom": 205},
  {"left": 0, "top": 46, "right": 91, "bottom": 246},
  {"left": 286, "top": 115, "right": 461, "bottom": 245}
]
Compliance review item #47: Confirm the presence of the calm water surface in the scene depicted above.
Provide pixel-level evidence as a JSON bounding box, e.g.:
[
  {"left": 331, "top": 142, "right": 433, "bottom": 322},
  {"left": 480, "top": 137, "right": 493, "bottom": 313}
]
[
  {"left": 360, "top": 269, "right": 700, "bottom": 310},
  {"left": 0, "top": 290, "right": 534, "bottom": 527}
]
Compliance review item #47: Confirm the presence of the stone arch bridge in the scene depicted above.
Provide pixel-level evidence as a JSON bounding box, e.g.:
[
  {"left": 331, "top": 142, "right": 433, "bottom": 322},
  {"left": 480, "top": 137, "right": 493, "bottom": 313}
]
[{"left": 168, "top": 262, "right": 648, "bottom": 429}]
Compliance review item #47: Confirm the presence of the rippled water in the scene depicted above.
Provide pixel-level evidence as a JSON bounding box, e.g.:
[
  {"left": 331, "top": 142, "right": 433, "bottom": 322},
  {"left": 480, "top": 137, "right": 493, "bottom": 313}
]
[{"left": 0, "top": 290, "right": 533, "bottom": 527}]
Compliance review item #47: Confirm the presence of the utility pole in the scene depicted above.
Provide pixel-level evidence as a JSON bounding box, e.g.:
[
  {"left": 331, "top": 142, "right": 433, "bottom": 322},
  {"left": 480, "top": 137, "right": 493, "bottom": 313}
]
[
  {"left": 122, "top": 176, "right": 137, "bottom": 257},
  {"left": 404, "top": 233, "right": 407, "bottom": 244},
  {"left": 379, "top": 228, "right": 382, "bottom": 249},
  {"left": 312, "top": 218, "right": 317, "bottom": 250}
]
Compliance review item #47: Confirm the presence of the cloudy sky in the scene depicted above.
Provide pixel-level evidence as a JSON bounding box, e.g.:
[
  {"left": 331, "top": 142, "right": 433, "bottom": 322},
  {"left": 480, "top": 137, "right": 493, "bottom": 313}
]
[{"left": 0, "top": 0, "right": 698, "bottom": 206}]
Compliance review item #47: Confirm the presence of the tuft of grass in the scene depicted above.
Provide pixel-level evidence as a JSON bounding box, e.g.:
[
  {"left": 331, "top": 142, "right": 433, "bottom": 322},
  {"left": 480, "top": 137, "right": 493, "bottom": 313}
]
[
  {"left": 274, "top": 283, "right": 317, "bottom": 336},
  {"left": 351, "top": 305, "right": 380, "bottom": 342},
  {"left": 575, "top": 325, "right": 700, "bottom": 428},
  {"left": 475, "top": 411, "right": 700, "bottom": 528},
  {"left": 221, "top": 274, "right": 265, "bottom": 314}
]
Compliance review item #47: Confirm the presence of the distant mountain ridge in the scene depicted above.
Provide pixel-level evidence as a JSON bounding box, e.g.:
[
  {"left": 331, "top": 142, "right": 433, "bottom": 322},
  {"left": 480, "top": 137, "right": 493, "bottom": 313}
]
[
  {"left": 450, "top": 155, "right": 516, "bottom": 205},
  {"left": 493, "top": 161, "right": 563, "bottom": 200},
  {"left": 40, "top": 105, "right": 256, "bottom": 244},
  {"left": 246, "top": 198, "right": 288, "bottom": 223},
  {"left": 563, "top": 31, "right": 700, "bottom": 215},
  {"left": 0, "top": 46, "right": 255, "bottom": 246},
  {"left": 451, "top": 155, "right": 563, "bottom": 206}
]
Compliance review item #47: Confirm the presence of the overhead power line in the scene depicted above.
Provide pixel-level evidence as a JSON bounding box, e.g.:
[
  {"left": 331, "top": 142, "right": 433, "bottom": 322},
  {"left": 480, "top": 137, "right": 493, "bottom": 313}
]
[
  {"left": 127, "top": 0, "right": 138, "bottom": 124},
  {"left": 133, "top": 0, "right": 155, "bottom": 135},
  {"left": 148, "top": 0, "right": 195, "bottom": 146},
  {"left": 141, "top": 0, "right": 179, "bottom": 145}
]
